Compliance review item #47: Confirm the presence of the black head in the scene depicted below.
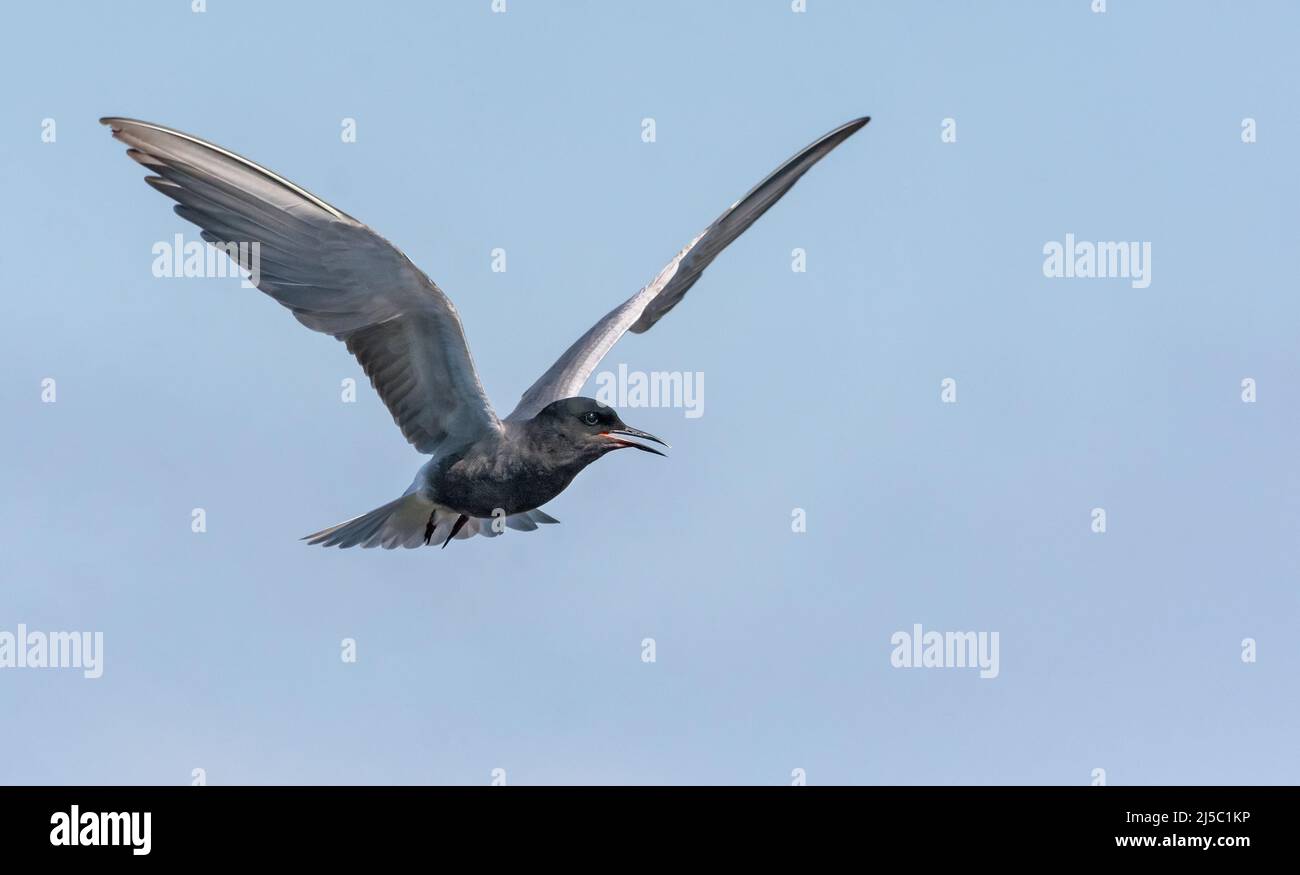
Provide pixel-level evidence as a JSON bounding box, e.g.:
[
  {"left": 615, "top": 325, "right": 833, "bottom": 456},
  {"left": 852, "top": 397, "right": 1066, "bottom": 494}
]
[{"left": 536, "top": 397, "right": 669, "bottom": 456}]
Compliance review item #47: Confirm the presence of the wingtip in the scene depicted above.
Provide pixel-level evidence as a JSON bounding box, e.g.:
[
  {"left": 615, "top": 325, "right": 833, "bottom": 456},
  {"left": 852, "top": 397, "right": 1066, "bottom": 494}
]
[
  {"left": 826, "top": 116, "right": 871, "bottom": 142},
  {"left": 99, "top": 116, "right": 135, "bottom": 137},
  {"left": 99, "top": 116, "right": 163, "bottom": 133}
]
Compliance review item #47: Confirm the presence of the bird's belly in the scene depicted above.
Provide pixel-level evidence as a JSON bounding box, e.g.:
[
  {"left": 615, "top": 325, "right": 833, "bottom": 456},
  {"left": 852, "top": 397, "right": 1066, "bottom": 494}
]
[{"left": 433, "top": 466, "right": 572, "bottom": 519}]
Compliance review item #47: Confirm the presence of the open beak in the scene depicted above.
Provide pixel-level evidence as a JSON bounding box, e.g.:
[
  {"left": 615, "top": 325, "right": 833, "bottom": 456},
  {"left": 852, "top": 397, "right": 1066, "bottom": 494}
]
[{"left": 605, "top": 426, "right": 669, "bottom": 456}]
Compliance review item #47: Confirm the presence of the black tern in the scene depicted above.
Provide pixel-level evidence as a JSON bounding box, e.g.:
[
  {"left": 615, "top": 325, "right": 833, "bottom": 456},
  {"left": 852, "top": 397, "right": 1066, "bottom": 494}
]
[{"left": 102, "top": 115, "right": 869, "bottom": 548}]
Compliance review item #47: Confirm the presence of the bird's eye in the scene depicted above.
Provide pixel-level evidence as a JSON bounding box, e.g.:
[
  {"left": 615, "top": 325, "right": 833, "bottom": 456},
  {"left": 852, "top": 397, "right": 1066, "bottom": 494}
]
[{"left": 581, "top": 411, "right": 601, "bottom": 425}]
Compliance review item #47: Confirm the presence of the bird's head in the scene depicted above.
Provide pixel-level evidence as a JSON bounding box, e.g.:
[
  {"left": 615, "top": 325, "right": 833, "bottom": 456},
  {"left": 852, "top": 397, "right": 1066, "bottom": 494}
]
[{"left": 536, "top": 397, "right": 668, "bottom": 458}]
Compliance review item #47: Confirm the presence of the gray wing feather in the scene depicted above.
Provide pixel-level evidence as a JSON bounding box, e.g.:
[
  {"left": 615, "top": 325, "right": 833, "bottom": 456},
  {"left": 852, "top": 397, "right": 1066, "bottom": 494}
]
[
  {"left": 505, "top": 116, "right": 869, "bottom": 422},
  {"left": 102, "top": 117, "right": 500, "bottom": 454}
]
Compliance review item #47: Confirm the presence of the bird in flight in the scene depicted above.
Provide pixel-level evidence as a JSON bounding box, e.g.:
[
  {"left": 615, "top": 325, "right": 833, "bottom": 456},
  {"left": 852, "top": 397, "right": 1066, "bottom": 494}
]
[{"left": 102, "top": 115, "right": 869, "bottom": 548}]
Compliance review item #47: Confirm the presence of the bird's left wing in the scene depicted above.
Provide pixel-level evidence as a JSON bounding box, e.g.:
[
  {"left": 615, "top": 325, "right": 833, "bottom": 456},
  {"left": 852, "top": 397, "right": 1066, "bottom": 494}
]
[
  {"left": 505, "top": 116, "right": 869, "bottom": 422},
  {"left": 101, "top": 117, "right": 501, "bottom": 455}
]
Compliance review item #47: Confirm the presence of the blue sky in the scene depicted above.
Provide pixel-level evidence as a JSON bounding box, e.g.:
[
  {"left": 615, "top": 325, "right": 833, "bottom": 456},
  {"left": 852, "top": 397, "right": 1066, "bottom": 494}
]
[{"left": 3, "top": 0, "right": 1298, "bottom": 784}]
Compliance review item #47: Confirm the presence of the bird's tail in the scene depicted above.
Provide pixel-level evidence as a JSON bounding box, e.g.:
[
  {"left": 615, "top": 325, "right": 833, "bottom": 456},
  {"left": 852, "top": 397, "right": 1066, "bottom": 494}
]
[
  {"left": 302, "top": 493, "right": 560, "bottom": 549},
  {"left": 302, "top": 493, "right": 438, "bottom": 549}
]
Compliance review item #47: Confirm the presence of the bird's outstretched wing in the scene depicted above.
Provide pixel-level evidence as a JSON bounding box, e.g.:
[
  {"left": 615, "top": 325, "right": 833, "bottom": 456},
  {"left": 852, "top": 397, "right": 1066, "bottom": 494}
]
[
  {"left": 102, "top": 117, "right": 501, "bottom": 455},
  {"left": 505, "top": 116, "right": 869, "bottom": 422}
]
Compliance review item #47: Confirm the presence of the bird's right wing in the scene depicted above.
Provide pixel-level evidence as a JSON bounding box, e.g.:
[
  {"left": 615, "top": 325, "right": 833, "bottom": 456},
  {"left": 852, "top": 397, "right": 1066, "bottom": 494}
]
[
  {"left": 505, "top": 116, "right": 869, "bottom": 422},
  {"left": 102, "top": 117, "right": 501, "bottom": 455}
]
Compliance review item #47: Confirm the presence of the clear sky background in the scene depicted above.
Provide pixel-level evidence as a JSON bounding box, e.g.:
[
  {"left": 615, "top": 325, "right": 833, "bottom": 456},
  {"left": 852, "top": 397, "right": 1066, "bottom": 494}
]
[{"left": 3, "top": 1, "right": 1298, "bottom": 785}]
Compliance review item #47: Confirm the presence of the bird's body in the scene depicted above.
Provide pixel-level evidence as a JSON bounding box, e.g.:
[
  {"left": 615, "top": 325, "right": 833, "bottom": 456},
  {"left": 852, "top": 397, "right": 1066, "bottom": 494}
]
[
  {"left": 101, "top": 114, "right": 868, "bottom": 548},
  {"left": 418, "top": 419, "right": 604, "bottom": 519}
]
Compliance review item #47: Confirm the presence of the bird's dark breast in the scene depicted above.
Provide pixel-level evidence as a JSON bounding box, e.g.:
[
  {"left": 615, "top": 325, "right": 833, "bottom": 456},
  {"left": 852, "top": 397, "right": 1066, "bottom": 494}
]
[{"left": 431, "top": 453, "right": 587, "bottom": 518}]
